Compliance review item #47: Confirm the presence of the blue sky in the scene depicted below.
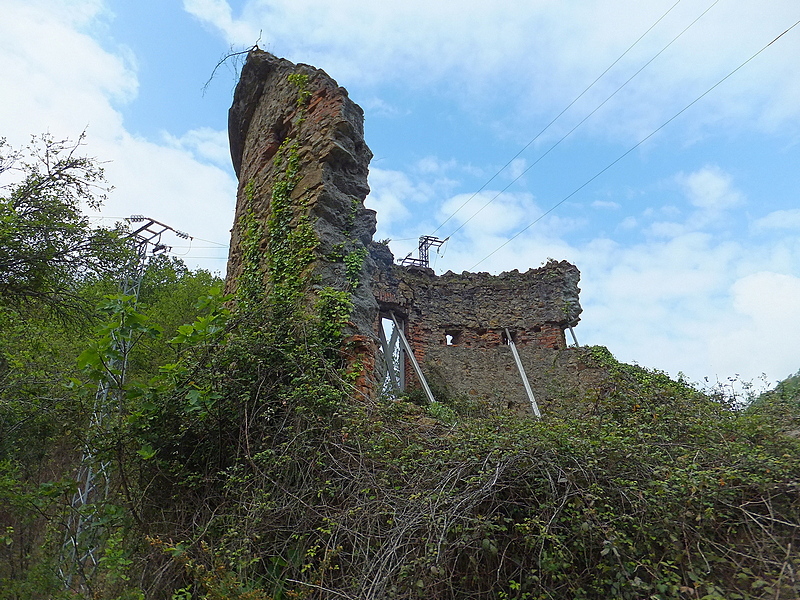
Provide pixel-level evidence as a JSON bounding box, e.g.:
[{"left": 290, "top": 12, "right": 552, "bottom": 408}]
[{"left": 2, "top": 0, "right": 799, "bottom": 392}]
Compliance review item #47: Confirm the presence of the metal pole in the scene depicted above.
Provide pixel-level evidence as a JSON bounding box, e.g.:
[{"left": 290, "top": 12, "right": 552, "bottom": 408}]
[
  {"left": 391, "top": 313, "right": 436, "bottom": 404},
  {"left": 505, "top": 328, "right": 541, "bottom": 418},
  {"left": 568, "top": 325, "right": 579, "bottom": 347},
  {"left": 61, "top": 216, "right": 189, "bottom": 591}
]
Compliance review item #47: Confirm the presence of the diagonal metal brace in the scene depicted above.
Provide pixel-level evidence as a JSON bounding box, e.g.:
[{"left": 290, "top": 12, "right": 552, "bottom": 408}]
[
  {"left": 505, "top": 328, "right": 541, "bottom": 418},
  {"left": 391, "top": 312, "right": 436, "bottom": 405}
]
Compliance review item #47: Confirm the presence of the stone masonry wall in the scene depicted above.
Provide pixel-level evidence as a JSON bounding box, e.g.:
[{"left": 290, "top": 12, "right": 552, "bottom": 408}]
[
  {"left": 424, "top": 346, "right": 609, "bottom": 416},
  {"left": 369, "top": 243, "right": 600, "bottom": 413},
  {"left": 226, "top": 50, "right": 379, "bottom": 397},
  {"left": 225, "top": 51, "right": 603, "bottom": 412}
]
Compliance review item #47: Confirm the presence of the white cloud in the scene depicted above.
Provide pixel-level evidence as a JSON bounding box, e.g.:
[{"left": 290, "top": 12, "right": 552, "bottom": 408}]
[
  {"left": 365, "top": 168, "right": 414, "bottom": 232},
  {"left": 162, "top": 127, "right": 232, "bottom": 168},
  {"left": 185, "top": 0, "right": 800, "bottom": 142},
  {"left": 425, "top": 168, "right": 798, "bottom": 387},
  {"left": 0, "top": 0, "right": 237, "bottom": 273},
  {"left": 183, "top": 0, "right": 259, "bottom": 43},
  {"left": 710, "top": 272, "right": 800, "bottom": 383},
  {"left": 507, "top": 158, "right": 527, "bottom": 180},
  {"left": 439, "top": 190, "right": 533, "bottom": 237},
  {"left": 731, "top": 272, "right": 800, "bottom": 322},
  {"left": 94, "top": 132, "right": 236, "bottom": 242},
  {"left": 360, "top": 96, "right": 405, "bottom": 118},
  {"left": 0, "top": 0, "right": 136, "bottom": 143},
  {"left": 415, "top": 156, "right": 456, "bottom": 176},
  {"left": 592, "top": 200, "right": 621, "bottom": 210},
  {"left": 647, "top": 220, "right": 688, "bottom": 239},
  {"left": 677, "top": 166, "right": 744, "bottom": 212},
  {"left": 753, "top": 208, "right": 800, "bottom": 231}
]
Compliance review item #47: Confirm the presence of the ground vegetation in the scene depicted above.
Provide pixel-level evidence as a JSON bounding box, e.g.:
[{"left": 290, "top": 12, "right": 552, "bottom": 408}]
[{"left": 1, "top": 135, "right": 798, "bottom": 600}]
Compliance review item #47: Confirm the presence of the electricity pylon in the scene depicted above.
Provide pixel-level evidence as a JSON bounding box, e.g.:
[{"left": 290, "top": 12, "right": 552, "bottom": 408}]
[
  {"left": 399, "top": 235, "right": 448, "bottom": 268},
  {"left": 60, "top": 217, "right": 190, "bottom": 594}
]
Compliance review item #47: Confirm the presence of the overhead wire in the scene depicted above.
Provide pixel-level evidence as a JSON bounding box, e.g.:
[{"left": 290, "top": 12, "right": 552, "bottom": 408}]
[
  {"left": 171, "top": 256, "right": 228, "bottom": 260},
  {"left": 446, "top": 0, "right": 722, "bottom": 240},
  {"left": 190, "top": 235, "right": 228, "bottom": 247},
  {"left": 430, "top": 0, "right": 685, "bottom": 236},
  {"left": 87, "top": 215, "right": 229, "bottom": 248},
  {"left": 168, "top": 245, "right": 227, "bottom": 249},
  {"left": 170, "top": 237, "right": 194, "bottom": 257},
  {"left": 468, "top": 19, "right": 800, "bottom": 271}
]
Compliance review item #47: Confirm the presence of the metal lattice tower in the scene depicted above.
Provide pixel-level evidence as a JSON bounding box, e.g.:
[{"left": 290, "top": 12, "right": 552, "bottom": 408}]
[
  {"left": 399, "top": 235, "right": 448, "bottom": 268},
  {"left": 60, "top": 216, "right": 190, "bottom": 593}
]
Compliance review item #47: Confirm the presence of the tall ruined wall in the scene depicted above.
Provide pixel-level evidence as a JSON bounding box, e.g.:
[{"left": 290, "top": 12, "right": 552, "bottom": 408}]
[
  {"left": 373, "top": 258, "right": 581, "bottom": 350},
  {"left": 371, "top": 244, "right": 581, "bottom": 352},
  {"left": 226, "top": 51, "right": 379, "bottom": 365},
  {"left": 224, "top": 50, "right": 603, "bottom": 412}
]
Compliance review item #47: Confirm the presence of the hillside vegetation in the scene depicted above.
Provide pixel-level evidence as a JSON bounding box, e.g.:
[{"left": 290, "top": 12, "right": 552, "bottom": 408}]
[{"left": 1, "top": 136, "right": 799, "bottom": 599}]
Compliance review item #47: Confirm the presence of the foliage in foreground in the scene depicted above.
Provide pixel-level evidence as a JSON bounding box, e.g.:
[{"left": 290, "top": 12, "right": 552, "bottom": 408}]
[
  {"left": 2, "top": 215, "right": 799, "bottom": 600},
  {"left": 121, "top": 344, "right": 799, "bottom": 600},
  {"left": 0, "top": 257, "right": 223, "bottom": 600},
  {"left": 748, "top": 369, "right": 800, "bottom": 435},
  {"left": 31, "top": 280, "right": 793, "bottom": 600},
  {"left": 1, "top": 127, "right": 798, "bottom": 599}
]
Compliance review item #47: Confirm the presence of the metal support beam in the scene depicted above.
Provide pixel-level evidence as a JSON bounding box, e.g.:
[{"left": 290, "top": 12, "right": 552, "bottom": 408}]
[
  {"left": 61, "top": 215, "right": 191, "bottom": 591},
  {"left": 568, "top": 325, "right": 579, "bottom": 347},
  {"left": 399, "top": 235, "right": 448, "bottom": 268},
  {"left": 505, "top": 328, "right": 541, "bottom": 418},
  {"left": 391, "top": 313, "right": 436, "bottom": 404}
]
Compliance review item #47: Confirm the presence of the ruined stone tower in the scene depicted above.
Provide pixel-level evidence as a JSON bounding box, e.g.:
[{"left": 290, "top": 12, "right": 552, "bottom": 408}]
[
  {"left": 226, "top": 51, "right": 600, "bottom": 413},
  {"left": 226, "top": 50, "right": 381, "bottom": 394}
]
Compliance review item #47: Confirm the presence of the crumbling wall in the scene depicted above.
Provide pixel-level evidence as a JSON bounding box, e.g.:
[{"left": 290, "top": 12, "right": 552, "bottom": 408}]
[
  {"left": 371, "top": 244, "right": 601, "bottom": 413},
  {"left": 225, "top": 50, "right": 604, "bottom": 413},
  {"left": 423, "top": 346, "right": 610, "bottom": 415},
  {"left": 226, "top": 50, "right": 380, "bottom": 396}
]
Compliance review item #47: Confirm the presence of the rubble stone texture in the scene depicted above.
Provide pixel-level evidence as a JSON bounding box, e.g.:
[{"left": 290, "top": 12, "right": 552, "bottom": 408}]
[
  {"left": 226, "top": 50, "right": 380, "bottom": 396},
  {"left": 371, "top": 247, "right": 596, "bottom": 413},
  {"left": 226, "top": 50, "right": 605, "bottom": 413}
]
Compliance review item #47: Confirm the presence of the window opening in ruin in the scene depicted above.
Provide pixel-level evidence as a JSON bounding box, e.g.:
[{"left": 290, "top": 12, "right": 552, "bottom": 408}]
[
  {"left": 444, "top": 329, "right": 462, "bottom": 346},
  {"left": 568, "top": 324, "right": 580, "bottom": 347},
  {"left": 533, "top": 325, "right": 542, "bottom": 333},
  {"left": 378, "top": 316, "right": 405, "bottom": 396}
]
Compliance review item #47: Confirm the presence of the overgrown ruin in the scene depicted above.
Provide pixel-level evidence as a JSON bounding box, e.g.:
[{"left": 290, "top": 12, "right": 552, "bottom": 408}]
[{"left": 226, "top": 50, "right": 605, "bottom": 414}]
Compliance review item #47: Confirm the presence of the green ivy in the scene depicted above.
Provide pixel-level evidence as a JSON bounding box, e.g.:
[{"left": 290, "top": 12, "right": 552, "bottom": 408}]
[
  {"left": 344, "top": 247, "right": 368, "bottom": 288},
  {"left": 237, "top": 181, "right": 265, "bottom": 309},
  {"left": 287, "top": 72, "right": 311, "bottom": 106}
]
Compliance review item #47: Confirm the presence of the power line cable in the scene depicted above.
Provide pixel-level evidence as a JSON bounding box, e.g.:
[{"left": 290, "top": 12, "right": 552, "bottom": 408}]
[
  {"left": 171, "top": 237, "right": 194, "bottom": 257},
  {"left": 191, "top": 236, "right": 228, "bottom": 247},
  {"left": 172, "top": 256, "right": 228, "bottom": 260},
  {"left": 468, "top": 19, "right": 800, "bottom": 271},
  {"left": 431, "top": 0, "right": 685, "bottom": 235},
  {"left": 447, "top": 0, "right": 722, "bottom": 240},
  {"left": 87, "top": 216, "right": 229, "bottom": 247}
]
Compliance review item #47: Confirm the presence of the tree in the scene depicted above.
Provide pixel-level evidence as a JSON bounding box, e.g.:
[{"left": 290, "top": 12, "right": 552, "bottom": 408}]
[{"left": 0, "top": 133, "right": 127, "bottom": 317}]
